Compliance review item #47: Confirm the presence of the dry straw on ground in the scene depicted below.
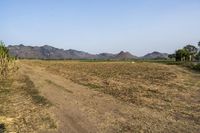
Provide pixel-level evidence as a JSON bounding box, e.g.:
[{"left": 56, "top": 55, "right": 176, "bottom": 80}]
[{"left": 22, "top": 60, "right": 200, "bottom": 133}]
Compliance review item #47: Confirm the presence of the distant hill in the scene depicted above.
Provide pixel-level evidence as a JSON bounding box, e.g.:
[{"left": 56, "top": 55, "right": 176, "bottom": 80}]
[
  {"left": 8, "top": 44, "right": 96, "bottom": 59},
  {"left": 7, "top": 45, "right": 138, "bottom": 60},
  {"left": 114, "top": 51, "right": 137, "bottom": 59},
  {"left": 97, "top": 53, "right": 115, "bottom": 59},
  {"left": 141, "top": 51, "right": 168, "bottom": 59}
]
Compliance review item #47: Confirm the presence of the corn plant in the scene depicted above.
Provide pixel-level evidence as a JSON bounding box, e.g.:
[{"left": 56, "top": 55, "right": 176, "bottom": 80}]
[{"left": 0, "top": 41, "right": 17, "bottom": 80}]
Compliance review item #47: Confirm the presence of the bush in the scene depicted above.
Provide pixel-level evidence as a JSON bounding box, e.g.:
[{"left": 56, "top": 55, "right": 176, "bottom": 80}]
[
  {"left": 192, "top": 63, "right": 200, "bottom": 71},
  {"left": 195, "top": 52, "right": 200, "bottom": 61},
  {"left": 0, "top": 41, "right": 16, "bottom": 80}
]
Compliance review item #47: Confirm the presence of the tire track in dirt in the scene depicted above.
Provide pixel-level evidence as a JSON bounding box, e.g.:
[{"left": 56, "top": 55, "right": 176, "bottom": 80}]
[
  {"left": 18, "top": 61, "right": 200, "bottom": 133},
  {"left": 19, "top": 63, "right": 141, "bottom": 133}
]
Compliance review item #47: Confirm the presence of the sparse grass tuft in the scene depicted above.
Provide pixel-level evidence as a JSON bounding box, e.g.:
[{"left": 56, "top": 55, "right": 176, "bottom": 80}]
[
  {"left": 22, "top": 76, "right": 51, "bottom": 106},
  {"left": 45, "top": 79, "right": 73, "bottom": 93},
  {"left": 41, "top": 116, "right": 57, "bottom": 129},
  {"left": 0, "top": 123, "right": 6, "bottom": 133},
  {"left": 0, "top": 74, "right": 56, "bottom": 132},
  {"left": 76, "top": 82, "right": 102, "bottom": 89}
]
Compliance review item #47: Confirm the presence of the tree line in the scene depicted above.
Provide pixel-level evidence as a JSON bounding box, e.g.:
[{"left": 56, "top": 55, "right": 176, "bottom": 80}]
[{"left": 169, "top": 42, "right": 200, "bottom": 61}]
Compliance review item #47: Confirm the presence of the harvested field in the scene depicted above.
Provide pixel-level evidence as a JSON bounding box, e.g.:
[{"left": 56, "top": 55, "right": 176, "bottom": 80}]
[
  {"left": 0, "top": 71, "right": 56, "bottom": 132},
  {"left": 18, "top": 60, "right": 200, "bottom": 133}
]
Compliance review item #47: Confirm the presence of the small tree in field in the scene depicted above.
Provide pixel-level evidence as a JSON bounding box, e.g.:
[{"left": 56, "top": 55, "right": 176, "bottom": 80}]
[
  {"left": 0, "top": 41, "right": 16, "bottom": 80},
  {"left": 175, "top": 49, "right": 189, "bottom": 61},
  {"left": 196, "top": 42, "right": 200, "bottom": 61},
  {"left": 183, "top": 45, "right": 198, "bottom": 61}
]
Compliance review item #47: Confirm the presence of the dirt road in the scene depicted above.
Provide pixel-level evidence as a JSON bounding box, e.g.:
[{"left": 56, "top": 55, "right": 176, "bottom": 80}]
[
  {"left": 19, "top": 62, "right": 200, "bottom": 133},
  {"left": 19, "top": 63, "right": 140, "bottom": 133}
]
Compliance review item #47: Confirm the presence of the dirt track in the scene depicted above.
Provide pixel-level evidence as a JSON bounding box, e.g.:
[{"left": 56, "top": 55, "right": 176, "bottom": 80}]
[
  {"left": 19, "top": 62, "right": 200, "bottom": 133},
  {"left": 19, "top": 63, "right": 141, "bottom": 133}
]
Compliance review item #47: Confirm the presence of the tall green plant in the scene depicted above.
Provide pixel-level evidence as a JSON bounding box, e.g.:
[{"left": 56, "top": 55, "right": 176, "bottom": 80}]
[{"left": 0, "top": 41, "right": 16, "bottom": 80}]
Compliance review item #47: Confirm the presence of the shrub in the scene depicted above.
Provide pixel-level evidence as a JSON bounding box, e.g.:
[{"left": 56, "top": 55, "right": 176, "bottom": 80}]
[
  {"left": 192, "top": 63, "right": 200, "bottom": 71},
  {"left": 195, "top": 52, "right": 200, "bottom": 61},
  {"left": 0, "top": 41, "right": 16, "bottom": 80}
]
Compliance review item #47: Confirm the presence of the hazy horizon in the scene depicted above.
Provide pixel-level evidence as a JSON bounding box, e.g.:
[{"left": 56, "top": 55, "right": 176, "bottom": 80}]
[{"left": 1, "top": 0, "right": 200, "bottom": 56}]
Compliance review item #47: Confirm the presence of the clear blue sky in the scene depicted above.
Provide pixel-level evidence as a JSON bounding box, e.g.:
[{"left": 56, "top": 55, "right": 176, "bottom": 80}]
[{"left": 1, "top": 0, "right": 200, "bottom": 56}]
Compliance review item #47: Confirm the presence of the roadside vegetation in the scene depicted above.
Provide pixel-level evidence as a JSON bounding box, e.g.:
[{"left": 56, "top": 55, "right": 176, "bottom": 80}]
[
  {"left": 168, "top": 42, "right": 200, "bottom": 61},
  {"left": 0, "top": 41, "right": 17, "bottom": 80},
  {"left": 0, "top": 41, "right": 56, "bottom": 132},
  {"left": 167, "top": 42, "right": 200, "bottom": 71}
]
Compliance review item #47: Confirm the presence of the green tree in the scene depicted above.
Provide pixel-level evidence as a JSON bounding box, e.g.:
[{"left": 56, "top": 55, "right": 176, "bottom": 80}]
[
  {"left": 195, "top": 52, "right": 200, "bottom": 61},
  {"left": 168, "top": 54, "right": 175, "bottom": 60},
  {"left": 175, "top": 49, "right": 189, "bottom": 61},
  {"left": 183, "top": 45, "right": 198, "bottom": 61},
  {"left": 197, "top": 42, "right": 200, "bottom": 61}
]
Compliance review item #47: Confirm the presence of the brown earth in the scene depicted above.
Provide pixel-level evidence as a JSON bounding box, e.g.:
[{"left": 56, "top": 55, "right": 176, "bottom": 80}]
[{"left": 4, "top": 60, "right": 199, "bottom": 133}]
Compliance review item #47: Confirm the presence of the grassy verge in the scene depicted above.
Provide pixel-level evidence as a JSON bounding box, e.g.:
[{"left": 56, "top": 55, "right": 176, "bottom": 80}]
[
  {"left": 0, "top": 80, "right": 11, "bottom": 133},
  {"left": 0, "top": 74, "right": 56, "bottom": 132}
]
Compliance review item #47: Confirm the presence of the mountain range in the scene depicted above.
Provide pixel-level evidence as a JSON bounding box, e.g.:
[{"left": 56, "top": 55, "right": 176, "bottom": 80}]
[{"left": 7, "top": 44, "right": 168, "bottom": 60}]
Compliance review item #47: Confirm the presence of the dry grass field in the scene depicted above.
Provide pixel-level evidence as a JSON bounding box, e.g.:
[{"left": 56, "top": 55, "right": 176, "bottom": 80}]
[
  {"left": 23, "top": 60, "right": 200, "bottom": 132},
  {"left": 1, "top": 60, "right": 200, "bottom": 132},
  {"left": 0, "top": 70, "right": 56, "bottom": 132}
]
